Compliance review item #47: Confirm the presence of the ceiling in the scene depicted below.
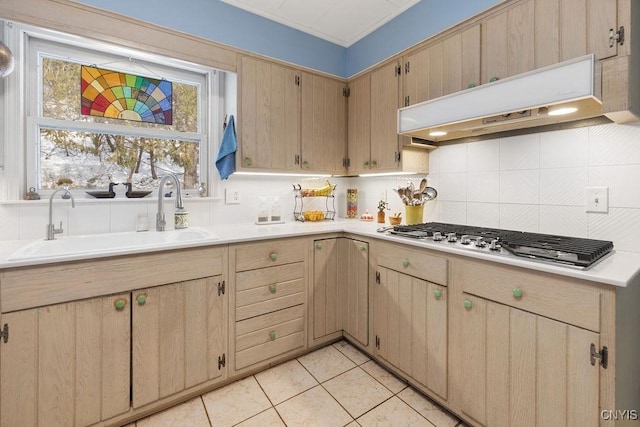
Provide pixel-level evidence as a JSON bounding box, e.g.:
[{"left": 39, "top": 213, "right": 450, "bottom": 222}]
[{"left": 220, "top": 0, "right": 421, "bottom": 47}]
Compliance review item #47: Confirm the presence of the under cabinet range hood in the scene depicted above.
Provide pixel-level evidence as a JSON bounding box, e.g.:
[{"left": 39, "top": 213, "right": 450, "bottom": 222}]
[{"left": 398, "top": 55, "right": 604, "bottom": 142}]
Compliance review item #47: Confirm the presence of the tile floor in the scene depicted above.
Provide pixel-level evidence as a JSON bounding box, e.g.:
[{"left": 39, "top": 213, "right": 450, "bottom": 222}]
[{"left": 131, "top": 340, "right": 470, "bottom": 427}]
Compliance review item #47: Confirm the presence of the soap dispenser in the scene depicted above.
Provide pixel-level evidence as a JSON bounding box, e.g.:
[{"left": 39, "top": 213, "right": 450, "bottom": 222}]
[
  {"left": 271, "top": 196, "right": 281, "bottom": 222},
  {"left": 258, "top": 197, "right": 269, "bottom": 223}
]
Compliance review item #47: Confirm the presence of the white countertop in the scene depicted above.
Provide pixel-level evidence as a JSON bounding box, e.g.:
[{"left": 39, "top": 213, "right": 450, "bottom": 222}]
[{"left": 0, "top": 219, "right": 639, "bottom": 288}]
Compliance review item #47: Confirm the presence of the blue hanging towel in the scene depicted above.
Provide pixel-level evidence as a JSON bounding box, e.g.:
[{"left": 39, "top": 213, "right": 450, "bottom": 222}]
[{"left": 216, "top": 115, "right": 237, "bottom": 180}]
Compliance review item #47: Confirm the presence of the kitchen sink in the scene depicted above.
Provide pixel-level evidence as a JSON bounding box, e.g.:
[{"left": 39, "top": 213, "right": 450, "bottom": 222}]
[{"left": 6, "top": 227, "right": 219, "bottom": 261}]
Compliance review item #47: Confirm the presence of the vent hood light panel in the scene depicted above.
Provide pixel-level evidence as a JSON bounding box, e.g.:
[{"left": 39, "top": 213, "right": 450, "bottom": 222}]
[{"left": 398, "top": 55, "right": 603, "bottom": 142}]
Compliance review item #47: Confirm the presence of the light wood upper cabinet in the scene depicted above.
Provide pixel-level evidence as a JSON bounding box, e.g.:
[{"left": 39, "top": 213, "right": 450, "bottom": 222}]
[
  {"left": 460, "top": 295, "right": 599, "bottom": 427},
  {"left": 370, "top": 61, "right": 402, "bottom": 173},
  {"left": 1, "top": 294, "right": 131, "bottom": 427},
  {"left": 132, "top": 276, "right": 227, "bottom": 408},
  {"left": 239, "top": 55, "right": 301, "bottom": 171},
  {"left": 301, "top": 72, "right": 347, "bottom": 175},
  {"left": 347, "top": 73, "right": 371, "bottom": 175}
]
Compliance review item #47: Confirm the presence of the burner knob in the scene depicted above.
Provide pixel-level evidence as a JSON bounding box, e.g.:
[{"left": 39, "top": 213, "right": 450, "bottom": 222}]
[
  {"left": 489, "top": 239, "right": 501, "bottom": 251},
  {"left": 461, "top": 235, "right": 471, "bottom": 245},
  {"left": 446, "top": 233, "right": 457, "bottom": 242},
  {"left": 475, "top": 237, "right": 486, "bottom": 247},
  {"left": 432, "top": 232, "right": 443, "bottom": 241}
]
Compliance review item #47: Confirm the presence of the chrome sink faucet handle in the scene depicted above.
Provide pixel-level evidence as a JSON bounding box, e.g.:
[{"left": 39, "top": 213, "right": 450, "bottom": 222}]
[
  {"left": 46, "top": 186, "right": 76, "bottom": 240},
  {"left": 156, "top": 174, "right": 183, "bottom": 231}
]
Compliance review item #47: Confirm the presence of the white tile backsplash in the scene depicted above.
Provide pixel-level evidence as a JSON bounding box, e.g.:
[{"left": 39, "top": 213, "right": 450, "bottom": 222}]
[
  {"left": 1, "top": 123, "right": 639, "bottom": 254},
  {"left": 499, "top": 133, "right": 540, "bottom": 170}
]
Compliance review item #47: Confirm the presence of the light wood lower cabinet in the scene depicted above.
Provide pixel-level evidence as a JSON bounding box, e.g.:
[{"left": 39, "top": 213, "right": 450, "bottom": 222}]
[
  {"left": 1, "top": 293, "right": 131, "bottom": 426},
  {"left": 460, "top": 294, "right": 599, "bottom": 427},
  {"left": 311, "top": 237, "right": 369, "bottom": 347},
  {"left": 375, "top": 266, "right": 448, "bottom": 399},
  {"left": 132, "top": 276, "right": 227, "bottom": 408}
]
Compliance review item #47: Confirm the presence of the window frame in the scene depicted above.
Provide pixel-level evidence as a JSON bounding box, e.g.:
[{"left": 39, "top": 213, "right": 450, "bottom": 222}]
[{"left": 19, "top": 23, "right": 221, "bottom": 198}]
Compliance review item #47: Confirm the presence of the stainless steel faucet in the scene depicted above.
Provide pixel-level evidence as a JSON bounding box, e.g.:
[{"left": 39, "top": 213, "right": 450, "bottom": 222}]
[
  {"left": 46, "top": 186, "right": 75, "bottom": 240},
  {"left": 156, "top": 174, "right": 184, "bottom": 231}
]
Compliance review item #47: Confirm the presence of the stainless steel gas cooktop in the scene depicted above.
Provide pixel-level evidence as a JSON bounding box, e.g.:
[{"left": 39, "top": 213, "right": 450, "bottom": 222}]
[{"left": 386, "top": 222, "right": 614, "bottom": 269}]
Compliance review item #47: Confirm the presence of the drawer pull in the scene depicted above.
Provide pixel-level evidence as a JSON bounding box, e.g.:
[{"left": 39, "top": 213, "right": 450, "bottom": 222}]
[
  {"left": 434, "top": 289, "right": 442, "bottom": 299},
  {"left": 114, "top": 299, "right": 127, "bottom": 311},
  {"left": 270, "top": 252, "right": 278, "bottom": 261},
  {"left": 402, "top": 259, "right": 410, "bottom": 267},
  {"left": 316, "top": 243, "right": 323, "bottom": 250},
  {"left": 512, "top": 288, "right": 523, "bottom": 299},
  {"left": 269, "top": 331, "right": 276, "bottom": 341},
  {"left": 359, "top": 245, "right": 366, "bottom": 251},
  {"left": 136, "top": 294, "right": 147, "bottom": 306},
  {"left": 464, "top": 299, "right": 473, "bottom": 310},
  {"left": 269, "top": 284, "right": 277, "bottom": 294}
]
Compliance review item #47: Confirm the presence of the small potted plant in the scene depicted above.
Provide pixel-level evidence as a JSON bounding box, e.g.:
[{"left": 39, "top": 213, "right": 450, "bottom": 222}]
[{"left": 377, "top": 200, "right": 388, "bottom": 223}]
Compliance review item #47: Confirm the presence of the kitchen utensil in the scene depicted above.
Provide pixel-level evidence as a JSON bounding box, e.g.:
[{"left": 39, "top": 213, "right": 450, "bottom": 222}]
[
  {"left": 422, "top": 186, "right": 438, "bottom": 201},
  {"left": 418, "top": 178, "right": 427, "bottom": 194}
]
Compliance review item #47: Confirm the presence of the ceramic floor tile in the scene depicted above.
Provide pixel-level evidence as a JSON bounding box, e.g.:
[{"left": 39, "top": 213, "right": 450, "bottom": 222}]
[
  {"left": 202, "top": 376, "right": 271, "bottom": 427},
  {"left": 398, "top": 388, "right": 459, "bottom": 427},
  {"left": 297, "top": 345, "right": 356, "bottom": 383},
  {"left": 323, "top": 367, "right": 393, "bottom": 418},
  {"left": 275, "top": 385, "right": 353, "bottom": 427},
  {"left": 346, "top": 421, "right": 361, "bottom": 427},
  {"left": 360, "top": 360, "right": 407, "bottom": 394},
  {"left": 357, "top": 396, "right": 434, "bottom": 427},
  {"left": 235, "top": 408, "right": 285, "bottom": 427},
  {"left": 136, "top": 397, "right": 210, "bottom": 427},
  {"left": 255, "top": 359, "right": 318, "bottom": 405},
  {"left": 333, "top": 340, "right": 370, "bottom": 365}
]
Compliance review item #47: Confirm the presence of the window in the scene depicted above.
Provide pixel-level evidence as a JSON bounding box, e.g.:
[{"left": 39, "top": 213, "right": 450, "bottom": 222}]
[{"left": 25, "top": 31, "right": 219, "bottom": 194}]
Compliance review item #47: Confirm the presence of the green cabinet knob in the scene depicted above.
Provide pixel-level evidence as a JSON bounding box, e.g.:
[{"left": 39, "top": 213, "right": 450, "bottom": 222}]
[
  {"left": 434, "top": 289, "right": 442, "bottom": 299},
  {"left": 269, "top": 284, "right": 277, "bottom": 294},
  {"left": 316, "top": 243, "right": 323, "bottom": 250},
  {"left": 244, "top": 157, "right": 252, "bottom": 166},
  {"left": 270, "top": 252, "right": 277, "bottom": 261},
  {"left": 371, "top": 160, "right": 378, "bottom": 168},
  {"left": 114, "top": 299, "right": 127, "bottom": 311},
  {"left": 303, "top": 160, "right": 310, "bottom": 168},
  {"left": 464, "top": 299, "right": 473, "bottom": 310},
  {"left": 402, "top": 259, "right": 410, "bottom": 267},
  {"left": 363, "top": 161, "right": 369, "bottom": 168},
  {"left": 512, "top": 288, "right": 523, "bottom": 299},
  {"left": 137, "top": 294, "right": 147, "bottom": 305},
  {"left": 467, "top": 83, "right": 477, "bottom": 88},
  {"left": 359, "top": 245, "right": 366, "bottom": 251},
  {"left": 269, "top": 331, "right": 276, "bottom": 341},
  {"left": 489, "top": 76, "right": 499, "bottom": 82}
]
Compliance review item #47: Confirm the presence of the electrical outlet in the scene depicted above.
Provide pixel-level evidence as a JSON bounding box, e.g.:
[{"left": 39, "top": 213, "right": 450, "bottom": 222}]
[
  {"left": 225, "top": 188, "right": 240, "bottom": 204},
  {"left": 585, "top": 187, "right": 608, "bottom": 213}
]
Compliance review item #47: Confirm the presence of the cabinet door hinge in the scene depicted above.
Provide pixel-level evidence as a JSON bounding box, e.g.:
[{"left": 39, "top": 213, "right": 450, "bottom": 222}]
[
  {"left": 218, "top": 353, "right": 226, "bottom": 370},
  {"left": 590, "top": 344, "right": 608, "bottom": 369},
  {"left": 375, "top": 335, "right": 380, "bottom": 349},
  {"left": 295, "top": 154, "right": 300, "bottom": 165},
  {"left": 395, "top": 65, "right": 401, "bottom": 76},
  {"left": 395, "top": 151, "right": 401, "bottom": 162},
  {"left": 405, "top": 61, "right": 410, "bottom": 74},
  {"left": 218, "top": 280, "right": 226, "bottom": 296},
  {"left": 609, "top": 26, "right": 625, "bottom": 48},
  {"left": 343, "top": 87, "right": 350, "bottom": 97},
  {"left": 404, "top": 96, "right": 410, "bottom": 107},
  {"left": 294, "top": 75, "right": 300, "bottom": 86},
  {"left": 0, "top": 323, "right": 8, "bottom": 343},
  {"left": 375, "top": 271, "right": 380, "bottom": 284}
]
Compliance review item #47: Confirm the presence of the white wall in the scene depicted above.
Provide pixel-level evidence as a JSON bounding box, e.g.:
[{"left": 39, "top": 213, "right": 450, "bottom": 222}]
[{"left": 1, "top": 122, "right": 639, "bottom": 254}]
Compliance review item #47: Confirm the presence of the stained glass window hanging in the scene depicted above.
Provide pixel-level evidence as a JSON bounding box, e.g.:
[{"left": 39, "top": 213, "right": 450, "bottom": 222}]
[{"left": 81, "top": 65, "right": 173, "bottom": 125}]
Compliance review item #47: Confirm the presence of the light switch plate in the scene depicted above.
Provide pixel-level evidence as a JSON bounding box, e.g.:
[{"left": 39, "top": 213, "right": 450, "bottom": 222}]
[
  {"left": 225, "top": 188, "right": 240, "bottom": 204},
  {"left": 585, "top": 187, "right": 608, "bottom": 213}
]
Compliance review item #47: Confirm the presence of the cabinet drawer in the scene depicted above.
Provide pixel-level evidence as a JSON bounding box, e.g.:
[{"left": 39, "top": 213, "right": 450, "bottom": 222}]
[
  {"left": 236, "top": 280, "right": 305, "bottom": 321},
  {"left": 377, "top": 243, "right": 447, "bottom": 285},
  {"left": 460, "top": 260, "right": 600, "bottom": 332},
  {"left": 235, "top": 305, "right": 305, "bottom": 369},
  {"left": 234, "top": 238, "right": 306, "bottom": 271}
]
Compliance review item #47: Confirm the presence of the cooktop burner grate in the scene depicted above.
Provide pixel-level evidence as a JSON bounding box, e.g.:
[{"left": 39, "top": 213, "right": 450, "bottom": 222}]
[{"left": 390, "top": 222, "right": 614, "bottom": 267}]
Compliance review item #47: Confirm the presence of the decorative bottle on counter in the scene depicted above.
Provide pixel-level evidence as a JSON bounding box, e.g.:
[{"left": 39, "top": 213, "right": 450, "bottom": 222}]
[
  {"left": 347, "top": 189, "right": 358, "bottom": 218},
  {"left": 271, "top": 197, "right": 281, "bottom": 222},
  {"left": 258, "top": 197, "right": 269, "bottom": 223}
]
